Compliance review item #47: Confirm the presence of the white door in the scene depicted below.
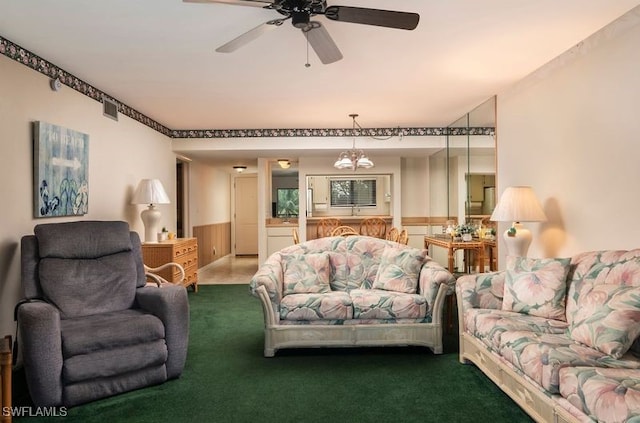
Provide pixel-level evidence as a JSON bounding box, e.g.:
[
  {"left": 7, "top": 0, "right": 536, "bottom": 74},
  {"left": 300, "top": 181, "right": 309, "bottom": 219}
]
[{"left": 234, "top": 176, "right": 258, "bottom": 255}]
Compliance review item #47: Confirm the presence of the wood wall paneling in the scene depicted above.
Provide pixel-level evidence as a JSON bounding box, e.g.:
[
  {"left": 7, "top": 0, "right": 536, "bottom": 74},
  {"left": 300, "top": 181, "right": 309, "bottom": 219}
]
[{"left": 193, "top": 222, "right": 231, "bottom": 267}]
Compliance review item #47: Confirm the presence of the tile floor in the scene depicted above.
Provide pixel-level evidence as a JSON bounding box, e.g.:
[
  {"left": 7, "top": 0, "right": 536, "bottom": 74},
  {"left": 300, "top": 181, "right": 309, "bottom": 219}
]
[{"left": 198, "top": 255, "right": 258, "bottom": 285}]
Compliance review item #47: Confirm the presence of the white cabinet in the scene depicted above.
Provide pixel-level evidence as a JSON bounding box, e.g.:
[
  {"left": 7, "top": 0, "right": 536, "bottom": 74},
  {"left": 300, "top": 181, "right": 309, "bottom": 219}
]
[
  {"left": 267, "top": 226, "right": 297, "bottom": 256},
  {"left": 309, "top": 176, "right": 329, "bottom": 204}
]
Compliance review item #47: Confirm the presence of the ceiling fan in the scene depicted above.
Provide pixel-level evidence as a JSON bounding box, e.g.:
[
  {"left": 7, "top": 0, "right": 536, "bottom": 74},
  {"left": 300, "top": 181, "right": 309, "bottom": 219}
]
[{"left": 184, "top": 0, "right": 419, "bottom": 64}]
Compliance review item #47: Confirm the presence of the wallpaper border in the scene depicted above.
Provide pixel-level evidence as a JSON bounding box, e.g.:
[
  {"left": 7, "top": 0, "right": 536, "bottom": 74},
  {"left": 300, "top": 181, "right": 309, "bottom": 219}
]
[{"left": 1, "top": 35, "right": 494, "bottom": 139}]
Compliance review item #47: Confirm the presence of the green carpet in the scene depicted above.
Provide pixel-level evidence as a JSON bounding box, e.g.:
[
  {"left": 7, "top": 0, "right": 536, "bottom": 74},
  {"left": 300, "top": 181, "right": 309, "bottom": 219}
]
[{"left": 14, "top": 285, "right": 533, "bottom": 422}]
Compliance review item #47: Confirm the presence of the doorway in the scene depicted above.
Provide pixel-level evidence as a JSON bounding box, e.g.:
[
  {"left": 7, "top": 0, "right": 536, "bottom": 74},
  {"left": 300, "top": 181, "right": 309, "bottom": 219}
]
[{"left": 175, "top": 159, "right": 192, "bottom": 238}]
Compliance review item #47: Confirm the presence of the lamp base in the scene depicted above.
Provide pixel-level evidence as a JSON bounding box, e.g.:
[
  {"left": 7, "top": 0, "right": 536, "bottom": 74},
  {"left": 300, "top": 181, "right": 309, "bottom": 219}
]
[
  {"left": 502, "top": 222, "right": 532, "bottom": 257},
  {"left": 140, "top": 205, "right": 161, "bottom": 243}
]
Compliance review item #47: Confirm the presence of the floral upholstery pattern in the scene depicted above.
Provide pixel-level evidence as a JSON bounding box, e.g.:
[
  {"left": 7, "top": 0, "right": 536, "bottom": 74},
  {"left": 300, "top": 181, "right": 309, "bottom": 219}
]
[
  {"left": 282, "top": 252, "right": 331, "bottom": 295},
  {"left": 560, "top": 367, "right": 640, "bottom": 423},
  {"left": 466, "top": 308, "right": 568, "bottom": 350},
  {"left": 503, "top": 256, "right": 571, "bottom": 320},
  {"left": 250, "top": 235, "right": 455, "bottom": 326},
  {"left": 344, "top": 236, "right": 388, "bottom": 290},
  {"left": 350, "top": 289, "right": 427, "bottom": 320},
  {"left": 457, "top": 249, "right": 640, "bottom": 423},
  {"left": 563, "top": 250, "right": 640, "bottom": 359},
  {"left": 499, "top": 331, "right": 640, "bottom": 394},
  {"left": 373, "top": 247, "right": 429, "bottom": 294},
  {"left": 568, "top": 283, "right": 640, "bottom": 359},
  {"left": 280, "top": 292, "right": 353, "bottom": 321},
  {"left": 456, "top": 272, "right": 505, "bottom": 314}
]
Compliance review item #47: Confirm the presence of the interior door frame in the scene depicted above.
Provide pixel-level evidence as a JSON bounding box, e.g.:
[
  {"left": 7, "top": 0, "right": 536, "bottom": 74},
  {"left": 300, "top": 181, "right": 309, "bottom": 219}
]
[{"left": 176, "top": 157, "right": 191, "bottom": 238}]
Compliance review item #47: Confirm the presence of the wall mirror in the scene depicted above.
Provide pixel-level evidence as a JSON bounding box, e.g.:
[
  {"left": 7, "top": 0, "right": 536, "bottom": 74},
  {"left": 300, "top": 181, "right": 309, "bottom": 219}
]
[
  {"left": 271, "top": 161, "right": 299, "bottom": 219},
  {"left": 429, "top": 96, "right": 496, "bottom": 229}
]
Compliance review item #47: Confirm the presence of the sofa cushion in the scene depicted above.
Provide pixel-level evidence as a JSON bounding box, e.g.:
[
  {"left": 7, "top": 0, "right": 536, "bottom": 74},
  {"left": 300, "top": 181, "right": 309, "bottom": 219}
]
[
  {"left": 565, "top": 249, "right": 640, "bottom": 326},
  {"left": 465, "top": 308, "right": 568, "bottom": 351},
  {"left": 60, "top": 309, "right": 165, "bottom": 357},
  {"left": 344, "top": 237, "right": 388, "bottom": 290},
  {"left": 282, "top": 253, "right": 331, "bottom": 295},
  {"left": 280, "top": 292, "right": 353, "bottom": 321},
  {"left": 559, "top": 367, "right": 640, "bottom": 422},
  {"left": 350, "top": 289, "right": 427, "bottom": 320},
  {"left": 63, "top": 339, "right": 168, "bottom": 383},
  {"left": 499, "top": 331, "right": 640, "bottom": 394},
  {"left": 373, "top": 246, "right": 428, "bottom": 294},
  {"left": 502, "top": 256, "right": 571, "bottom": 320},
  {"left": 568, "top": 283, "right": 640, "bottom": 359}
]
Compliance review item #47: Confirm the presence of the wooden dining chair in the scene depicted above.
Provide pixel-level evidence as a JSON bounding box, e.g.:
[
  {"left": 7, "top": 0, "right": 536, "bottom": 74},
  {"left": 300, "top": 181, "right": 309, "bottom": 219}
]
[
  {"left": 330, "top": 226, "right": 359, "bottom": 237},
  {"left": 386, "top": 227, "right": 399, "bottom": 242},
  {"left": 317, "top": 218, "right": 342, "bottom": 238},
  {"left": 359, "top": 217, "right": 387, "bottom": 239},
  {"left": 398, "top": 228, "right": 409, "bottom": 245}
]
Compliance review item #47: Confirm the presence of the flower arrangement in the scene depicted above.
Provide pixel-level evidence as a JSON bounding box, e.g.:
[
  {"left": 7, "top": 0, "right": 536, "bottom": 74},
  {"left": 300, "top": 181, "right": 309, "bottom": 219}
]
[{"left": 455, "top": 223, "right": 476, "bottom": 236}]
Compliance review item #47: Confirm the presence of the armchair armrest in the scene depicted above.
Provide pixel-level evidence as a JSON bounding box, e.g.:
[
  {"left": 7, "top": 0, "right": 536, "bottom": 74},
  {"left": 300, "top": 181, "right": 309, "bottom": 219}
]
[
  {"left": 419, "top": 259, "right": 456, "bottom": 310},
  {"left": 16, "top": 301, "right": 63, "bottom": 406},
  {"left": 136, "top": 285, "right": 189, "bottom": 379},
  {"left": 455, "top": 271, "right": 506, "bottom": 312},
  {"left": 144, "top": 262, "right": 185, "bottom": 287},
  {"left": 249, "top": 252, "right": 284, "bottom": 304}
]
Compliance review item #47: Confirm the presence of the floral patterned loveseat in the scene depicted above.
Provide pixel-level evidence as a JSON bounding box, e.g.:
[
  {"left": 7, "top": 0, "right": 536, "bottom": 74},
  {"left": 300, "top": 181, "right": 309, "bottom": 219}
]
[
  {"left": 249, "top": 235, "right": 456, "bottom": 357},
  {"left": 457, "top": 250, "right": 640, "bottom": 423}
]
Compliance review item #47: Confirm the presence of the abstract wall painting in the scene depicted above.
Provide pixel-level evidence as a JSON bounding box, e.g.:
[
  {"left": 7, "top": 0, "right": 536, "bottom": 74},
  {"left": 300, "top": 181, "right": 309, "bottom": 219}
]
[{"left": 33, "top": 121, "right": 89, "bottom": 218}]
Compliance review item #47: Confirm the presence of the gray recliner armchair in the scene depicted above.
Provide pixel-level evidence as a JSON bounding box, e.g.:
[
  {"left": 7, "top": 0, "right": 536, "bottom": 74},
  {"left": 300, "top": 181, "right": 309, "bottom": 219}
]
[{"left": 16, "top": 220, "right": 189, "bottom": 407}]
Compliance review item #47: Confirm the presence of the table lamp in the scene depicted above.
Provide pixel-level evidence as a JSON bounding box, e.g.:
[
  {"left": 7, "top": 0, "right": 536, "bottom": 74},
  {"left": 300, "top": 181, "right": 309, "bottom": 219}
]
[
  {"left": 132, "top": 179, "right": 170, "bottom": 242},
  {"left": 490, "top": 186, "right": 547, "bottom": 257}
]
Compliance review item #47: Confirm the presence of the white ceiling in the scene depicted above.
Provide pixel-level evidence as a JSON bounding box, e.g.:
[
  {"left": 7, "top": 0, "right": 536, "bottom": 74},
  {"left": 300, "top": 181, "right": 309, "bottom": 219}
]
[{"left": 1, "top": 0, "right": 639, "bottom": 132}]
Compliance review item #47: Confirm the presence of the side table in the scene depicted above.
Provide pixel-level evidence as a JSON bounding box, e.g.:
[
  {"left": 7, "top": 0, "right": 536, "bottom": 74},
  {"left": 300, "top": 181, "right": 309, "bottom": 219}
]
[
  {"left": 424, "top": 235, "right": 486, "bottom": 334},
  {"left": 142, "top": 238, "right": 198, "bottom": 292}
]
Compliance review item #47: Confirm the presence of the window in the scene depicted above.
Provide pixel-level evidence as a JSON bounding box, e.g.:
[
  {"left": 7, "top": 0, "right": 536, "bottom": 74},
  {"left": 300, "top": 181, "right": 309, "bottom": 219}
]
[
  {"left": 330, "top": 179, "right": 377, "bottom": 207},
  {"left": 276, "top": 188, "right": 299, "bottom": 217}
]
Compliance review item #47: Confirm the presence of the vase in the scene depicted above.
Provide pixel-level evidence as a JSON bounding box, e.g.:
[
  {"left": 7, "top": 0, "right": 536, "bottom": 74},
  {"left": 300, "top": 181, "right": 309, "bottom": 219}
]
[{"left": 462, "top": 233, "right": 472, "bottom": 242}]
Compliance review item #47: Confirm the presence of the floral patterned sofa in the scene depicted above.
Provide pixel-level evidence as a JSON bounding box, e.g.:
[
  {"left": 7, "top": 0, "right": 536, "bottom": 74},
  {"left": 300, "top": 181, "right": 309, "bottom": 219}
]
[
  {"left": 249, "top": 236, "right": 456, "bottom": 357},
  {"left": 457, "top": 250, "right": 640, "bottom": 423}
]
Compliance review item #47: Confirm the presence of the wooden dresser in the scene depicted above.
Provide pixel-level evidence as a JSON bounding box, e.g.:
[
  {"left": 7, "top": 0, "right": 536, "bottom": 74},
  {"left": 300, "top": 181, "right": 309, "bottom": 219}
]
[{"left": 141, "top": 238, "right": 198, "bottom": 292}]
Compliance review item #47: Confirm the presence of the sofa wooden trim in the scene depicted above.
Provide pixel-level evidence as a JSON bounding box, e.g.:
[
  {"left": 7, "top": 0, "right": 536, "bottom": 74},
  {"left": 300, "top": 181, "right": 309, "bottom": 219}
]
[
  {"left": 459, "top": 332, "right": 579, "bottom": 423},
  {"left": 255, "top": 283, "right": 449, "bottom": 357},
  {"left": 456, "top": 285, "right": 583, "bottom": 423}
]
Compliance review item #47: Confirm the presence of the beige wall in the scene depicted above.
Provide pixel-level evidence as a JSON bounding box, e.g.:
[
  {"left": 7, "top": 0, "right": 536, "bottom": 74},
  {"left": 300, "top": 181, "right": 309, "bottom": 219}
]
[
  {"left": 0, "top": 55, "right": 177, "bottom": 336},
  {"left": 188, "top": 160, "right": 231, "bottom": 228},
  {"left": 496, "top": 8, "right": 640, "bottom": 264}
]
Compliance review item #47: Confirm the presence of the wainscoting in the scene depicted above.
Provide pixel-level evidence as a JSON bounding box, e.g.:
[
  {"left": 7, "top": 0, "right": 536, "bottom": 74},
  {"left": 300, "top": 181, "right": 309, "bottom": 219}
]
[{"left": 193, "top": 222, "right": 231, "bottom": 267}]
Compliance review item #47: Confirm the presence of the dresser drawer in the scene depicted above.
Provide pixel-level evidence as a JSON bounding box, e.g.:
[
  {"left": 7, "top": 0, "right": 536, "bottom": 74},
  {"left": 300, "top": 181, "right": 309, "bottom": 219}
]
[{"left": 142, "top": 238, "right": 199, "bottom": 292}]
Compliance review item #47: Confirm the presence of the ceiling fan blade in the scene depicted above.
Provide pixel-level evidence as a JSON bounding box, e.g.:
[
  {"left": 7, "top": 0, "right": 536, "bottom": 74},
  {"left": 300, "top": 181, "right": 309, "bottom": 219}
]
[
  {"left": 183, "top": 0, "right": 272, "bottom": 8},
  {"left": 303, "top": 22, "right": 343, "bottom": 65},
  {"left": 324, "top": 6, "right": 419, "bottom": 30},
  {"left": 216, "top": 19, "right": 284, "bottom": 53}
]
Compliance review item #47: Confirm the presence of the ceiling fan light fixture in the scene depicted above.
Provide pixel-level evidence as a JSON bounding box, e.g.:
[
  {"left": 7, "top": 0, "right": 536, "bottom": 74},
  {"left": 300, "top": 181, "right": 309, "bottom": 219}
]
[{"left": 292, "top": 10, "right": 310, "bottom": 29}]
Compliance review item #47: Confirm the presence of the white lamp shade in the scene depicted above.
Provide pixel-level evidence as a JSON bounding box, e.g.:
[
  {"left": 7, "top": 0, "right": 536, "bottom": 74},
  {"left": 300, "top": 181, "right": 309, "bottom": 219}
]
[
  {"left": 490, "top": 186, "right": 546, "bottom": 223},
  {"left": 357, "top": 156, "right": 374, "bottom": 169},
  {"left": 490, "top": 186, "right": 546, "bottom": 257},
  {"left": 132, "top": 179, "right": 170, "bottom": 205}
]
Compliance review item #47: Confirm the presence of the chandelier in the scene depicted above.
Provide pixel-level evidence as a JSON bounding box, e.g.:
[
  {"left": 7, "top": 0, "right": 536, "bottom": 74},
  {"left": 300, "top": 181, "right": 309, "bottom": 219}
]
[{"left": 334, "top": 114, "right": 374, "bottom": 170}]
